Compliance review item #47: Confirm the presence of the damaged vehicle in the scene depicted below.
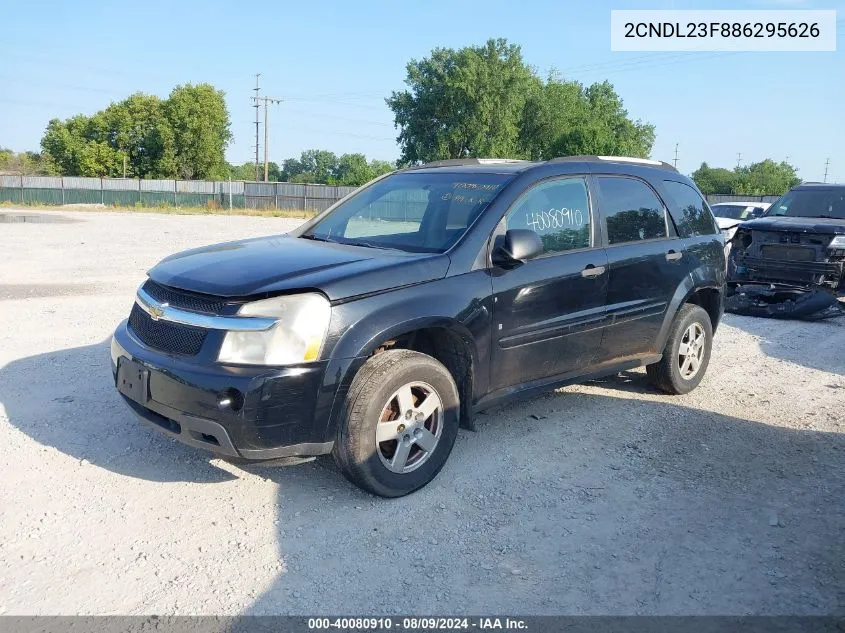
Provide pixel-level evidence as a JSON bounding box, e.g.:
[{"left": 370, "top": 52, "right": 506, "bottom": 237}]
[
  {"left": 727, "top": 183, "right": 845, "bottom": 319},
  {"left": 111, "top": 156, "right": 725, "bottom": 497}
]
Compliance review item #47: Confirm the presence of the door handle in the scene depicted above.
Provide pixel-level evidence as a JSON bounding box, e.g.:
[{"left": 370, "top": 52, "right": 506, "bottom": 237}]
[
  {"left": 581, "top": 264, "right": 606, "bottom": 278},
  {"left": 666, "top": 250, "right": 683, "bottom": 262}
]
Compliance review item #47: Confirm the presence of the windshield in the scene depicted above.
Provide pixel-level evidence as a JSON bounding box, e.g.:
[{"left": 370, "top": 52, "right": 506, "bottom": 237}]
[
  {"left": 766, "top": 189, "right": 845, "bottom": 220},
  {"left": 711, "top": 204, "right": 752, "bottom": 220},
  {"left": 302, "top": 172, "right": 512, "bottom": 253}
]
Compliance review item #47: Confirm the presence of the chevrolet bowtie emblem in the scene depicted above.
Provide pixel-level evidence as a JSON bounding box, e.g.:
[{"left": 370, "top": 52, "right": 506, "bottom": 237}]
[{"left": 149, "top": 303, "right": 167, "bottom": 321}]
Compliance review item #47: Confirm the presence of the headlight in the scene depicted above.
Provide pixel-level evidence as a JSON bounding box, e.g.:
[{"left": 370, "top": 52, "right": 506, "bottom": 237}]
[
  {"left": 828, "top": 235, "right": 845, "bottom": 250},
  {"left": 217, "top": 293, "right": 331, "bottom": 366}
]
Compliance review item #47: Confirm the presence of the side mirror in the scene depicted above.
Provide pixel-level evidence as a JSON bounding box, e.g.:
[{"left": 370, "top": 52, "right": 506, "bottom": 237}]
[
  {"left": 747, "top": 208, "right": 764, "bottom": 219},
  {"left": 492, "top": 229, "right": 544, "bottom": 266}
]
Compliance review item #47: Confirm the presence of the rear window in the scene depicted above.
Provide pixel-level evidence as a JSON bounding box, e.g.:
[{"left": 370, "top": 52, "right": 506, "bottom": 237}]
[{"left": 663, "top": 180, "right": 718, "bottom": 236}]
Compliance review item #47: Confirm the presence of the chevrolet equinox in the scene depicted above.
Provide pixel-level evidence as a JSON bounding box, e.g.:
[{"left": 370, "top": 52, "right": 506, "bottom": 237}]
[{"left": 111, "top": 156, "right": 726, "bottom": 497}]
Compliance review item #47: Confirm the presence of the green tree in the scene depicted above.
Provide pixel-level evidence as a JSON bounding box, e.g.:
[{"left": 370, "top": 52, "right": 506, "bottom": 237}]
[
  {"left": 734, "top": 159, "right": 800, "bottom": 196},
  {"left": 691, "top": 160, "right": 800, "bottom": 196},
  {"left": 387, "top": 38, "right": 539, "bottom": 163},
  {"left": 0, "top": 147, "right": 53, "bottom": 174},
  {"left": 165, "top": 84, "right": 232, "bottom": 180},
  {"left": 333, "top": 154, "right": 395, "bottom": 186},
  {"left": 369, "top": 159, "right": 395, "bottom": 179},
  {"left": 691, "top": 162, "right": 737, "bottom": 195},
  {"left": 228, "top": 161, "right": 281, "bottom": 181},
  {"left": 334, "top": 153, "right": 371, "bottom": 186},
  {"left": 40, "top": 83, "right": 232, "bottom": 179},
  {"left": 520, "top": 77, "right": 654, "bottom": 160},
  {"left": 387, "top": 40, "right": 654, "bottom": 164},
  {"left": 100, "top": 93, "right": 176, "bottom": 178}
]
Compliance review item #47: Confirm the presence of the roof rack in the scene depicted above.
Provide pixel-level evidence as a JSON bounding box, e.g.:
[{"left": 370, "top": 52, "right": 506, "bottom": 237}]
[
  {"left": 547, "top": 155, "right": 678, "bottom": 172},
  {"left": 405, "top": 158, "right": 532, "bottom": 170}
]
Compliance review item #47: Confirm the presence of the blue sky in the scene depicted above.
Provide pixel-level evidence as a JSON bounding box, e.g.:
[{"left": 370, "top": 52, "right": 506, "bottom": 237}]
[{"left": 2, "top": 0, "right": 842, "bottom": 181}]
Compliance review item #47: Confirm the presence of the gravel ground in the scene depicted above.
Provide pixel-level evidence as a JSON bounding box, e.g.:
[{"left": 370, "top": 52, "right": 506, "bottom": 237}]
[{"left": 0, "top": 209, "right": 843, "bottom": 616}]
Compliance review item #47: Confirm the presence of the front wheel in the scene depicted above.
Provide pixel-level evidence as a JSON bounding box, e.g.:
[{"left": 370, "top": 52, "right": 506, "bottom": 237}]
[
  {"left": 646, "top": 303, "right": 713, "bottom": 395},
  {"left": 332, "top": 349, "right": 460, "bottom": 497}
]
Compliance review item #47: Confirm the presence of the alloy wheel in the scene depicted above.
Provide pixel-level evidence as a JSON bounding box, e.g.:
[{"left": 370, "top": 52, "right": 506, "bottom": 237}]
[{"left": 375, "top": 381, "right": 443, "bottom": 474}]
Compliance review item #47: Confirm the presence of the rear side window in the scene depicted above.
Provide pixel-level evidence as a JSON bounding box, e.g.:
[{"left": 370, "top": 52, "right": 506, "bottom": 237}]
[
  {"left": 596, "top": 176, "right": 667, "bottom": 245},
  {"left": 663, "top": 180, "right": 718, "bottom": 237},
  {"left": 502, "top": 177, "right": 591, "bottom": 255}
]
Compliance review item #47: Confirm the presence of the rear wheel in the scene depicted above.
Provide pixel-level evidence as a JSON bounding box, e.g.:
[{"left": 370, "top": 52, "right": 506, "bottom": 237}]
[
  {"left": 646, "top": 303, "right": 713, "bottom": 395},
  {"left": 332, "top": 349, "right": 460, "bottom": 497}
]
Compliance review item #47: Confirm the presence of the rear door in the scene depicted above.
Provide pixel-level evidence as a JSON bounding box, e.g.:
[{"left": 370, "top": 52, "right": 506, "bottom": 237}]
[
  {"left": 489, "top": 175, "right": 609, "bottom": 391},
  {"left": 593, "top": 175, "right": 691, "bottom": 362}
]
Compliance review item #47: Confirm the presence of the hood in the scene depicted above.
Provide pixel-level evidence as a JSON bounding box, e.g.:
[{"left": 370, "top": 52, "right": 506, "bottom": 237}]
[
  {"left": 715, "top": 217, "right": 741, "bottom": 231},
  {"left": 739, "top": 216, "right": 845, "bottom": 234},
  {"left": 147, "top": 234, "right": 451, "bottom": 301}
]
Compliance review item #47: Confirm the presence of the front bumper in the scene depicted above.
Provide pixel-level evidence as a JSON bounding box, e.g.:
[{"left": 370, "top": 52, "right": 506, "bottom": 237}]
[{"left": 111, "top": 320, "right": 335, "bottom": 460}]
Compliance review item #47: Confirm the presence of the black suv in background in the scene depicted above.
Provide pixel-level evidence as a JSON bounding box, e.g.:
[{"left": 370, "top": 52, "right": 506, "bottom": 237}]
[
  {"left": 111, "top": 156, "right": 726, "bottom": 497},
  {"left": 728, "top": 183, "right": 845, "bottom": 294}
]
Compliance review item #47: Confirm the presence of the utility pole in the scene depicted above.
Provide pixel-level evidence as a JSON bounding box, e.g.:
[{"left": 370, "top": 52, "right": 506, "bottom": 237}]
[
  {"left": 823, "top": 158, "right": 830, "bottom": 183},
  {"left": 259, "top": 96, "right": 282, "bottom": 181},
  {"left": 672, "top": 143, "right": 679, "bottom": 169},
  {"left": 253, "top": 73, "right": 261, "bottom": 182},
  {"left": 251, "top": 89, "right": 282, "bottom": 182},
  {"left": 736, "top": 152, "right": 742, "bottom": 169}
]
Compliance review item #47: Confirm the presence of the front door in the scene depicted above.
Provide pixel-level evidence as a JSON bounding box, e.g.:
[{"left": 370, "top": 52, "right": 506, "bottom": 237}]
[
  {"left": 490, "top": 176, "right": 609, "bottom": 392},
  {"left": 593, "top": 175, "right": 691, "bottom": 362}
]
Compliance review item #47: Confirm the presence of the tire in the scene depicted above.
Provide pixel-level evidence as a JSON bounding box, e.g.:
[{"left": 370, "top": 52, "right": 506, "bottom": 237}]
[
  {"left": 332, "top": 349, "right": 460, "bottom": 498},
  {"left": 646, "top": 303, "right": 713, "bottom": 395}
]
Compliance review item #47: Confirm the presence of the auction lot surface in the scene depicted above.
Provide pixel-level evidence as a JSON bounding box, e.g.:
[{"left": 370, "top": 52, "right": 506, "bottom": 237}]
[{"left": 0, "top": 209, "right": 843, "bottom": 615}]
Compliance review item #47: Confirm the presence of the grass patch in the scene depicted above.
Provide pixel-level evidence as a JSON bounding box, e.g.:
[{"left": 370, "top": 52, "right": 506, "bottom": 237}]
[{"left": 0, "top": 200, "right": 317, "bottom": 219}]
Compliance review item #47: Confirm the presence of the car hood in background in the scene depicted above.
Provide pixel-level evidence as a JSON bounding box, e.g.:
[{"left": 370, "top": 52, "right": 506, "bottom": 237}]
[
  {"left": 739, "top": 216, "right": 845, "bottom": 234},
  {"left": 715, "top": 217, "right": 741, "bottom": 231},
  {"left": 147, "top": 234, "right": 451, "bottom": 301}
]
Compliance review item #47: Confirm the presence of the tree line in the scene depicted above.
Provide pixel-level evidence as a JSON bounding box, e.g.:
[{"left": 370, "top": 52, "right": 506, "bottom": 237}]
[
  {"left": 40, "top": 84, "right": 232, "bottom": 180},
  {"left": 691, "top": 160, "right": 801, "bottom": 196},
  {"left": 388, "top": 38, "right": 655, "bottom": 163},
  {"left": 228, "top": 150, "right": 394, "bottom": 186},
  {"left": 0, "top": 37, "right": 801, "bottom": 195}
]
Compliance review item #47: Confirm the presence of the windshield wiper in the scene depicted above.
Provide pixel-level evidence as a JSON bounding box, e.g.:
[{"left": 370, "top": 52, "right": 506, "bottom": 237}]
[
  {"left": 344, "top": 240, "right": 407, "bottom": 252},
  {"left": 300, "top": 234, "right": 337, "bottom": 243}
]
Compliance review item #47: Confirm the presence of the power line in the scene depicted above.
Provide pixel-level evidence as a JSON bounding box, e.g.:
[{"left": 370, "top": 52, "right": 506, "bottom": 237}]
[
  {"left": 282, "top": 108, "right": 394, "bottom": 128},
  {"left": 824, "top": 158, "right": 830, "bottom": 183},
  {"left": 673, "top": 143, "right": 679, "bottom": 169},
  {"left": 736, "top": 152, "right": 742, "bottom": 169}
]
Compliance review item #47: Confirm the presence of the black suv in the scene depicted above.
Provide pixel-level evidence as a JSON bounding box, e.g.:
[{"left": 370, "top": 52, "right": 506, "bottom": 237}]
[
  {"left": 728, "top": 183, "right": 845, "bottom": 294},
  {"left": 111, "top": 156, "right": 726, "bottom": 497}
]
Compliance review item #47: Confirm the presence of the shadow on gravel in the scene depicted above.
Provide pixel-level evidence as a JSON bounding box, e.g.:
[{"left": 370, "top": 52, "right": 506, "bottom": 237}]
[
  {"left": 0, "top": 339, "right": 239, "bottom": 483},
  {"left": 587, "top": 369, "right": 656, "bottom": 394},
  {"left": 2, "top": 340, "right": 844, "bottom": 613},
  {"left": 725, "top": 313, "right": 845, "bottom": 377},
  {"left": 245, "top": 378, "right": 845, "bottom": 615}
]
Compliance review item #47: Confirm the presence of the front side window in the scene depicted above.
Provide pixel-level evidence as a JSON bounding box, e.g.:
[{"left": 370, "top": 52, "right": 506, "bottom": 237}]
[
  {"left": 597, "top": 176, "right": 668, "bottom": 245},
  {"left": 303, "top": 172, "right": 512, "bottom": 253},
  {"left": 501, "top": 177, "right": 591, "bottom": 255},
  {"left": 663, "top": 180, "right": 717, "bottom": 236}
]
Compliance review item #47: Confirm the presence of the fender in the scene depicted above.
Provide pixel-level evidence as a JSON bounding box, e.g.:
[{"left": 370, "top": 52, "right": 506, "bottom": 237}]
[
  {"left": 654, "top": 276, "right": 724, "bottom": 354},
  {"left": 318, "top": 273, "right": 494, "bottom": 440}
]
